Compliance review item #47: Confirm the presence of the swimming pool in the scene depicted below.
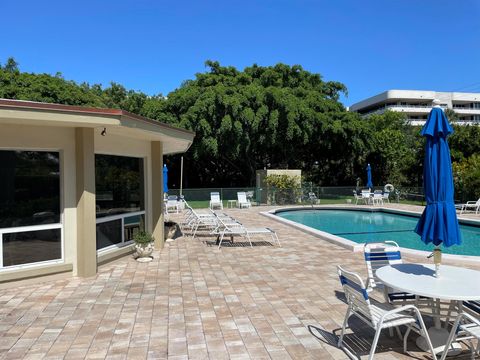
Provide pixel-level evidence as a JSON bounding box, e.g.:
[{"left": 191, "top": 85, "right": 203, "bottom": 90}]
[{"left": 276, "top": 209, "right": 480, "bottom": 256}]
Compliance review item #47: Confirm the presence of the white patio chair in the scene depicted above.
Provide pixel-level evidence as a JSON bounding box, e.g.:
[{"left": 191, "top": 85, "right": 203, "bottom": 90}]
[
  {"left": 440, "top": 312, "right": 480, "bottom": 360},
  {"left": 372, "top": 192, "right": 384, "bottom": 206},
  {"left": 361, "top": 189, "right": 372, "bottom": 205},
  {"left": 364, "top": 241, "right": 430, "bottom": 306},
  {"left": 215, "top": 215, "right": 280, "bottom": 249},
  {"left": 337, "top": 266, "right": 435, "bottom": 360},
  {"left": 165, "top": 195, "right": 180, "bottom": 214},
  {"left": 237, "top": 192, "right": 251, "bottom": 208},
  {"left": 463, "top": 300, "right": 480, "bottom": 318},
  {"left": 209, "top": 192, "right": 223, "bottom": 210},
  {"left": 382, "top": 191, "right": 390, "bottom": 203},
  {"left": 352, "top": 190, "right": 362, "bottom": 205},
  {"left": 460, "top": 198, "right": 480, "bottom": 214},
  {"left": 308, "top": 192, "right": 319, "bottom": 205}
]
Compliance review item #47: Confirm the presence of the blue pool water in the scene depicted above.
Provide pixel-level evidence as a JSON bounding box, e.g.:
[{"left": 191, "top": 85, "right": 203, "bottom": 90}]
[{"left": 277, "top": 209, "right": 480, "bottom": 256}]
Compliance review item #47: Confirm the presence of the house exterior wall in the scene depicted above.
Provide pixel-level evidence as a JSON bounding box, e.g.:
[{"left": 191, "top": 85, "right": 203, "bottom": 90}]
[{"left": 0, "top": 123, "right": 164, "bottom": 283}]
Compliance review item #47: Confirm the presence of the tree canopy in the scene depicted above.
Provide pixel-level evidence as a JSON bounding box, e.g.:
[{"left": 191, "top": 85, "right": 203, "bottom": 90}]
[{"left": 1, "top": 57, "right": 479, "bottom": 196}]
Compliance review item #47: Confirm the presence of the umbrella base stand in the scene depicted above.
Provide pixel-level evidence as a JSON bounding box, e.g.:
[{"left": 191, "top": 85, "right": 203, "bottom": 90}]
[{"left": 416, "top": 327, "right": 462, "bottom": 357}]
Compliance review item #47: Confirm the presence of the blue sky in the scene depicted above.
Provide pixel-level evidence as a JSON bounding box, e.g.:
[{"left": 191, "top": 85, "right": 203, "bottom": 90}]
[{"left": 1, "top": 0, "right": 479, "bottom": 106}]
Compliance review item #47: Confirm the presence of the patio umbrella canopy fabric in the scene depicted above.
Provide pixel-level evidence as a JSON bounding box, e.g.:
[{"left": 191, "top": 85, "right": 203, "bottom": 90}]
[
  {"left": 366, "top": 164, "right": 373, "bottom": 188},
  {"left": 163, "top": 164, "right": 169, "bottom": 194},
  {"left": 414, "top": 108, "right": 461, "bottom": 247}
]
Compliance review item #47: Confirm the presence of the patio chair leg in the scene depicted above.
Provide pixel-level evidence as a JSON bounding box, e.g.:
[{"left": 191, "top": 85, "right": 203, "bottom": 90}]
[
  {"left": 337, "top": 307, "right": 351, "bottom": 348},
  {"left": 395, "top": 326, "right": 402, "bottom": 340},
  {"left": 246, "top": 233, "right": 253, "bottom": 248},
  {"left": 403, "top": 327, "right": 411, "bottom": 353},
  {"left": 192, "top": 223, "right": 199, "bottom": 239},
  {"left": 414, "top": 308, "right": 436, "bottom": 360},
  {"left": 217, "top": 232, "right": 225, "bottom": 250},
  {"left": 368, "top": 328, "right": 382, "bottom": 360}
]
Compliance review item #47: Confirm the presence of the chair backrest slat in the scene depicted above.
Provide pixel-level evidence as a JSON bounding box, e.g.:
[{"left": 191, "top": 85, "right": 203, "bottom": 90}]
[
  {"left": 211, "top": 192, "right": 221, "bottom": 202},
  {"left": 337, "top": 266, "right": 373, "bottom": 322},
  {"left": 237, "top": 192, "right": 247, "bottom": 203},
  {"left": 364, "top": 241, "right": 402, "bottom": 289}
]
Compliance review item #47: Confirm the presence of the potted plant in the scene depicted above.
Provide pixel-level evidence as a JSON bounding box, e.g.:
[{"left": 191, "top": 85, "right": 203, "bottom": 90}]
[{"left": 134, "top": 231, "right": 154, "bottom": 262}]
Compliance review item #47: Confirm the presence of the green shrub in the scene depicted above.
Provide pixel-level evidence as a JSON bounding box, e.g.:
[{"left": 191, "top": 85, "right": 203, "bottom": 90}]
[{"left": 134, "top": 231, "right": 154, "bottom": 246}]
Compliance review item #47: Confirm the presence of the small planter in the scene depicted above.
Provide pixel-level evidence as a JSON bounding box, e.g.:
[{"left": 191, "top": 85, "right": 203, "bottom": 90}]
[
  {"left": 135, "top": 243, "right": 154, "bottom": 262},
  {"left": 134, "top": 231, "right": 154, "bottom": 262}
]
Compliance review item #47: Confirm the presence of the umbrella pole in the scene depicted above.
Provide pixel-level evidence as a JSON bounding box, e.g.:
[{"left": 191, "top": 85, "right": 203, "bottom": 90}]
[
  {"left": 433, "top": 246, "right": 442, "bottom": 278},
  {"left": 180, "top": 156, "right": 184, "bottom": 197}
]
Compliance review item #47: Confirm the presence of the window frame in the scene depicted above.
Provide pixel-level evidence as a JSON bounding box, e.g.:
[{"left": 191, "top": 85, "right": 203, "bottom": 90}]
[{"left": 0, "top": 147, "right": 64, "bottom": 271}]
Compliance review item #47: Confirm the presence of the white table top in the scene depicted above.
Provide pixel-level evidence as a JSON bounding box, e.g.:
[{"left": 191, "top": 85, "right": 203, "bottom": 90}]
[{"left": 376, "top": 263, "right": 480, "bottom": 301}]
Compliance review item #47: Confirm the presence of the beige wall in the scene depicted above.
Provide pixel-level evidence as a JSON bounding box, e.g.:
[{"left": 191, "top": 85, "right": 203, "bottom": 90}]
[
  {"left": 0, "top": 123, "right": 164, "bottom": 283},
  {"left": 256, "top": 169, "right": 302, "bottom": 204}
]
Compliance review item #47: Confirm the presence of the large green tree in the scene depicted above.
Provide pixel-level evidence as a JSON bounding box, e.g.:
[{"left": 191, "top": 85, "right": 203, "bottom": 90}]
[
  {"left": 161, "top": 61, "right": 359, "bottom": 186},
  {"left": 2, "top": 57, "right": 480, "bottom": 191}
]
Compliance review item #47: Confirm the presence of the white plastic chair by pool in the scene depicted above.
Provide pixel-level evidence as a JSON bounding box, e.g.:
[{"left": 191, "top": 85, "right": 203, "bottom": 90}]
[
  {"left": 237, "top": 192, "right": 251, "bottom": 208},
  {"left": 336, "top": 266, "right": 435, "bottom": 360},
  {"left": 460, "top": 198, "right": 480, "bottom": 214},
  {"left": 209, "top": 192, "right": 223, "bottom": 210}
]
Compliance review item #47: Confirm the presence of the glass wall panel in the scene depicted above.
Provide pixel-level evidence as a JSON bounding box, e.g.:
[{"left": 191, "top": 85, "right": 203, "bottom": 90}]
[
  {"left": 96, "top": 219, "right": 122, "bottom": 250},
  {"left": 95, "top": 154, "right": 145, "bottom": 251},
  {"left": 95, "top": 155, "right": 144, "bottom": 218},
  {"left": 3, "top": 228, "right": 61, "bottom": 267},
  {"left": 124, "top": 214, "right": 145, "bottom": 241},
  {"left": 0, "top": 151, "right": 60, "bottom": 228}
]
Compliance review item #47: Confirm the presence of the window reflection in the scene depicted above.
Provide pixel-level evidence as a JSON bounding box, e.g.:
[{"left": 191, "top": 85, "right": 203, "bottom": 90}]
[
  {"left": 96, "top": 219, "right": 122, "bottom": 250},
  {"left": 3, "top": 228, "right": 61, "bottom": 266},
  {"left": 0, "top": 151, "right": 60, "bottom": 229},
  {"left": 95, "top": 155, "right": 144, "bottom": 218}
]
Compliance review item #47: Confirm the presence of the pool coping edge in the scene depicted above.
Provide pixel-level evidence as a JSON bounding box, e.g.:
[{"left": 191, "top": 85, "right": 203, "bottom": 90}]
[{"left": 260, "top": 205, "right": 480, "bottom": 265}]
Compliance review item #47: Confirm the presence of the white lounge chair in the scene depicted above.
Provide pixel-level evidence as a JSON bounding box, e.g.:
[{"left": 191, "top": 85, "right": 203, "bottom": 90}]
[
  {"left": 215, "top": 215, "right": 280, "bottom": 249},
  {"left": 352, "top": 190, "right": 362, "bottom": 205},
  {"left": 337, "top": 266, "right": 435, "bottom": 360},
  {"left": 209, "top": 192, "right": 223, "bottom": 210},
  {"left": 237, "top": 192, "right": 251, "bottom": 208},
  {"left": 460, "top": 198, "right": 480, "bottom": 214}
]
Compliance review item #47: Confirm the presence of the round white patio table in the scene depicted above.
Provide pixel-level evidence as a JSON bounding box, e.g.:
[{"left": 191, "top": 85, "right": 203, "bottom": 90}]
[{"left": 376, "top": 263, "right": 480, "bottom": 357}]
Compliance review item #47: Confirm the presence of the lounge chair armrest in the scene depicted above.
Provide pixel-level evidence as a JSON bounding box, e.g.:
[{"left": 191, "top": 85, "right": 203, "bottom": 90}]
[{"left": 460, "top": 312, "right": 480, "bottom": 326}]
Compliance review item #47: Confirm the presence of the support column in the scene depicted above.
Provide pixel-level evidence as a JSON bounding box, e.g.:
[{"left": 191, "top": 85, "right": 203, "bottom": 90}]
[
  {"left": 151, "top": 141, "right": 164, "bottom": 249},
  {"left": 75, "top": 128, "right": 97, "bottom": 277}
]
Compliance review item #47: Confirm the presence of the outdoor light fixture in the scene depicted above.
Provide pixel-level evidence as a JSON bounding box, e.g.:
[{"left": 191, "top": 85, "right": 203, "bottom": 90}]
[{"left": 101, "top": 127, "right": 107, "bottom": 136}]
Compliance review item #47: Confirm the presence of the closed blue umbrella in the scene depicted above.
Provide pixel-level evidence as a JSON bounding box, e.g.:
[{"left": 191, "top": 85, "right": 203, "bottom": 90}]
[
  {"left": 163, "top": 164, "right": 168, "bottom": 194},
  {"left": 414, "top": 107, "right": 461, "bottom": 248},
  {"left": 366, "top": 164, "right": 373, "bottom": 189}
]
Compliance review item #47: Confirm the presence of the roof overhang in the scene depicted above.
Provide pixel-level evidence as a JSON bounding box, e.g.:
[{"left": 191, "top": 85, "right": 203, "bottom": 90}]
[{"left": 0, "top": 99, "right": 195, "bottom": 155}]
